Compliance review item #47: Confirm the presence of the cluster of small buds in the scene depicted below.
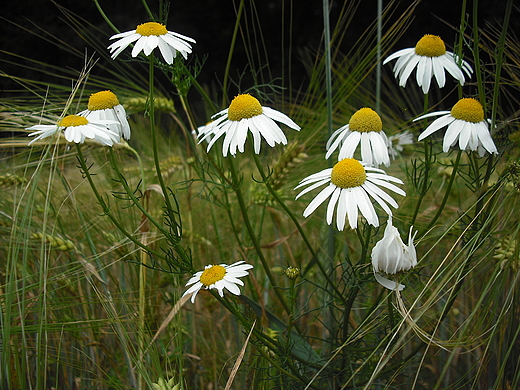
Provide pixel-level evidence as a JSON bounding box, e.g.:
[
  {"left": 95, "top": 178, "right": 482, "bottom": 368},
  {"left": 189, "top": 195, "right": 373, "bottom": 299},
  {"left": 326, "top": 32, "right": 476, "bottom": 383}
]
[
  {"left": 0, "top": 173, "right": 27, "bottom": 187},
  {"left": 508, "top": 160, "right": 520, "bottom": 192},
  {"left": 493, "top": 236, "right": 517, "bottom": 270},
  {"left": 251, "top": 187, "right": 284, "bottom": 206},
  {"left": 270, "top": 143, "right": 308, "bottom": 191},
  {"left": 123, "top": 96, "right": 175, "bottom": 114},
  {"left": 151, "top": 378, "right": 179, "bottom": 390},
  {"left": 32, "top": 232, "right": 76, "bottom": 251},
  {"left": 284, "top": 266, "right": 300, "bottom": 280}
]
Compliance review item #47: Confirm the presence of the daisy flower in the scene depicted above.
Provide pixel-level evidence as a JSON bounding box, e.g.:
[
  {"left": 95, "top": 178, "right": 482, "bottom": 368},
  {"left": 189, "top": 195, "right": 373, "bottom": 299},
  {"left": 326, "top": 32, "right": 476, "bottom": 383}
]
[
  {"left": 198, "top": 94, "right": 300, "bottom": 157},
  {"left": 294, "top": 158, "right": 405, "bottom": 230},
  {"left": 383, "top": 34, "right": 473, "bottom": 94},
  {"left": 79, "top": 90, "right": 131, "bottom": 140},
  {"left": 371, "top": 218, "right": 417, "bottom": 291},
  {"left": 182, "top": 261, "right": 253, "bottom": 303},
  {"left": 27, "top": 114, "right": 120, "bottom": 146},
  {"left": 415, "top": 98, "right": 498, "bottom": 156},
  {"left": 108, "top": 22, "right": 195, "bottom": 64},
  {"left": 325, "top": 107, "right": 391, "bottom": 167},
  {"left": 388, "top": 130, "right": 414, "bottom": 160}
]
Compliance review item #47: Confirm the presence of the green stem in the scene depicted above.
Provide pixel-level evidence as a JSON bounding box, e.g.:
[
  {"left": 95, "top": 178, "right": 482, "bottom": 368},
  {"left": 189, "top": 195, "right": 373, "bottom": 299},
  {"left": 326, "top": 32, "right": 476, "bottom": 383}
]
[
  {"left": 425, "top": 150, "right": 462, "bottom": 232},
  {"left": 251, "top": 153, "right": 346, "bottom": 304},
  {"left": 227, "top": 156, "right": 291, "bottom": 315},
  {"left": 411, "top": 94, "right": 433, "bottom": 225},
  {"left": 141, "top": 0, "right": 154, "bottom": 20},
  {"left": 222, "top": 0, "right": 245, "bottom": 106},
  {"left": 92, "top": 0, "right": 119, "bottom": 33},
  {"left": 75, "top": 144, "right": 166, "bottom": 260},
  {"left": 148, "top": 56, "right": 177, "bottom": 217}
]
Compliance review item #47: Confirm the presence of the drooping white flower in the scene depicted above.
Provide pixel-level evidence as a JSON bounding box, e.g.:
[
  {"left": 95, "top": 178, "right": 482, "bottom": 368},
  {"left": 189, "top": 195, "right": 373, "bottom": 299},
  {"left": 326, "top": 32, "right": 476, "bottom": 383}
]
[
  {"left": 182, "top": 261, "right": 253, "bottom": 303},
  {"left": 79, "top": 90, "right": 131, "bottom": 140},
  {"left": 108, "top": 22, "right": 195, "bottom": 63},
  {"left": 371, "top": 218, "right": 417, "bottom": 290},
  {"left": 383, "top": 34, "right": 473, "bottom": 94},
  {"left": 326, "top": 107, "right": 391, "bottom": 167},
  {"left": 27, "top": 114, "right": 120, "bottom": 146},
  {"left": 294, "top": 158, "right": 405, "bottom": 230},
  {"left": 198, "top": 94, "right": 300, "bottom": 157},
  {"left": 415, "top": 98, "right": 497, "bottom": 156}
]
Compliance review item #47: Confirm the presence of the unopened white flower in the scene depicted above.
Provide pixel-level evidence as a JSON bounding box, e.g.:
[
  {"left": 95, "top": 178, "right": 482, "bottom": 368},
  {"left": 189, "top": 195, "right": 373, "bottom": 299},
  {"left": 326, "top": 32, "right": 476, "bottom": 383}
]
[
  {"left": 27, "top": 114, "right": 120, "bottom": 146},
  {"left": 371, "top": 218, "right": 417, "bottom": 290},
  {"left": 388, "top": 130, "right": 414, "bottom": 160},
  {"left": 383, "top": 34, "right": 473, "bottom": 94},
  {"left": 294, "top": 158, "right": 405, "bottom": 230},
  {"left": 79, "top": 90, "right": 131, "bottom": 140},
  {"left": 415, "top": 98, "right": 497, "bottom": 156},
  {"left": 108, "top": 22, "right": 195, "bottom": 63},
  {"left": 183, "top": 261, "right": 253, "bottom": 303},
  {"left": 198, "top": 94, "right": 300, "bottom": 157},
  {"left": 326, "top": 108, "right": 391, "bottom": 167}
]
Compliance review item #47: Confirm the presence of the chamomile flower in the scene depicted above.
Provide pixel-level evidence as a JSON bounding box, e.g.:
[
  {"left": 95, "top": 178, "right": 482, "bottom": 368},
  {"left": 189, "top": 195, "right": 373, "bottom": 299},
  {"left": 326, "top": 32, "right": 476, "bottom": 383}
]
[
  {"left": 108, "top": 22, "right": 195, "bottom": 64},
  {"left": 27, "top": 115, "right": 120, "bottom": 146},
  {"left": 182, "top": 261, "right": 253, "bottom": 303},
  {"left": 198, "top": 94, "right": 300, "bottom": 157},
  {"left": 371, "top": 218, "right": 417, "bottom": 291},
  {"left": 383, "top": 34, "right": 473, "bottom": 94},
  {"left": 415, "top": 98, "right": 498, "bottom": 156},
  {"left": 388, "top": 130, "right": 414, "bottom": 160},
  {"left": 294, "top": 158, "right": 405, "bottom": 230},
  {"left": 79, "top": 90, "right": 131, "bottom": 140},
  {"left": 325, "top": 107, "right": 391, "bottom": 167}
]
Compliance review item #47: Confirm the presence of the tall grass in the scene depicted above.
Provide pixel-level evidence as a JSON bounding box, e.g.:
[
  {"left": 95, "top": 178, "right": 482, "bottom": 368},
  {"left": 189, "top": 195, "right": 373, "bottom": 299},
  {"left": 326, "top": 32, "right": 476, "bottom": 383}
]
[{"left": 1, "top": 0, "right": 519, "bottom": 389}]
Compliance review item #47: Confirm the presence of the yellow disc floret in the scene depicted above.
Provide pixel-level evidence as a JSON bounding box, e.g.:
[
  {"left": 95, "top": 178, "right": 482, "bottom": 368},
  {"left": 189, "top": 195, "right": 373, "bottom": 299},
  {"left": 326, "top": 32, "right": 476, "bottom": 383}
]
[
  {"left": 200, "top": 265, "right": 226, "bottom": 286},
  {"left": 88, "top": 90, "right": 120, "bottom": 111},
  {"left": 135, "top": 22, "right": 168, "bottom": 37},
  {"left": 349, "top": 108, "right": 383, "bottom": 133},
  {"left": 450, "top": 98, "right": 484, "bottom": 123},
  {"left": 58, "top": 115, "right": 89, "bottom": 128},
  {"left": 331, "top": 158, "right": 367, "bottom": 188},
  {"left": 227, "top": 94, "right": 263, "bottom": 121},
  {"left": 414, "top": 34, "right": 446, "bottom": 57}
]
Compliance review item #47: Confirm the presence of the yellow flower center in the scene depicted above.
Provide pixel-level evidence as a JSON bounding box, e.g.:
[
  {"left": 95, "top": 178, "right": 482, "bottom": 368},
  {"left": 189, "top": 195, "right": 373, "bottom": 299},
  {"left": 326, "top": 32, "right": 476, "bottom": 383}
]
[
  {"left": 414, "top": 34, "right": 447, "bottom": 57},
  {"left": 58, "top": 115, "right": 89, "bottom": 127},
  {"left": 348, "top": 108, "right": 383, "bottom": 133},
  {"left": 227, "top": 94, "right": 263, "bottom": 121},
  {"left": 199, "top": 265, "right": 226, "bottom": 286},
  {"left": 87, "top": 90, "right": 120, "bottom": 111},
  {"left": 330, "top": 158, "right": 367, "bottom": 188},
  {"left": 135, "top": 22, "right": 167, "bottom": 37},
  {"left": 450, "top": 98, "right": 484, "bottom": 123}
]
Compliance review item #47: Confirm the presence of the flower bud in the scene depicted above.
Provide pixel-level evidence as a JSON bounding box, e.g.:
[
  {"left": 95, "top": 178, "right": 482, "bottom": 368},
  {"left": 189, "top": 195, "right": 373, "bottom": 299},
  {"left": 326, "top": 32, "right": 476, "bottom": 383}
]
[{"left": 371, "top": 218, "right": 417, "bottom": 290}]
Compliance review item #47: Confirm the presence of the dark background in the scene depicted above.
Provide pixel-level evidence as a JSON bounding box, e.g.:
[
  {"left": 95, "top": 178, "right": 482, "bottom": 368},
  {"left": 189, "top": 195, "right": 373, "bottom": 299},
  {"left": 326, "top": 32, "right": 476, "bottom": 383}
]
[{"left": 0, "top": 0, "right": 513, "bottom": 99}]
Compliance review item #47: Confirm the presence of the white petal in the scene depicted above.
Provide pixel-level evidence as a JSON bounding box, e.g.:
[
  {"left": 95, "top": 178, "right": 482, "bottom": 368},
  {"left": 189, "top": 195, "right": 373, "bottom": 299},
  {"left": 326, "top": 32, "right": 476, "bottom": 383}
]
[{"left": 374, "top": 272, "right": 405, "bottom": 291}]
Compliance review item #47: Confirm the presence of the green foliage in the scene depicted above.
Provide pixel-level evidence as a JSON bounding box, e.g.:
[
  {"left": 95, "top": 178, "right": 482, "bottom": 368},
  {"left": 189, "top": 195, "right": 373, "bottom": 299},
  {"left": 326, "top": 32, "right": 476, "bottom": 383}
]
[{"left": 1, "top": 0, "right": 519, "bottom": 389}]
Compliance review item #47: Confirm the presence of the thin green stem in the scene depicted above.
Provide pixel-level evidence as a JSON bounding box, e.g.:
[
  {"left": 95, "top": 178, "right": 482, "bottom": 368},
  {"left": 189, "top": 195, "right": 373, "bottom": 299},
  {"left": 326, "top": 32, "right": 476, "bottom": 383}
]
[
  {"left": 227, "top": 156, "right": 291, "bottom": 315},
  {"left": 92, "top": 0, "right": 119, "bottom": 33},
  {"left": 251, "top": 153, "right": 346, "bottom": 304},
  {"left": 75, "top": 144, "right": 166, "bottom": 260},
  {"left": 411, "top": 94, "right": 433, "bottom": 225},
  {"left": 425, "top": 150, "right": 463, "bottom": 232},
  {"left": 222, "top": 0, "right": 245, "bottom": 106}
]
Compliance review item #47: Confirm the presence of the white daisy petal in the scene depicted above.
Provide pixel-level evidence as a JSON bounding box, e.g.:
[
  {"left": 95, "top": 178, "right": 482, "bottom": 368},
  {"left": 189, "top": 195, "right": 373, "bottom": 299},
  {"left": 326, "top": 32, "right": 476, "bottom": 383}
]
[
  {"left": 295, "top": 158, "right": 404, "bottom": 230},
  {"left": 108, "top": 22, "right": 195, "bottom": 63},
  {"left": 417, "top": 98, "right": 497, "bottom": 156},
  {"left": 182, "top": 262, "right": 253, "bottom": 303},
  {"left": 385, "top": 35, "right": 472, "bottom": 93},
  {"left": 201, "top": 94, "right": 299, "bottom": 156}
]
